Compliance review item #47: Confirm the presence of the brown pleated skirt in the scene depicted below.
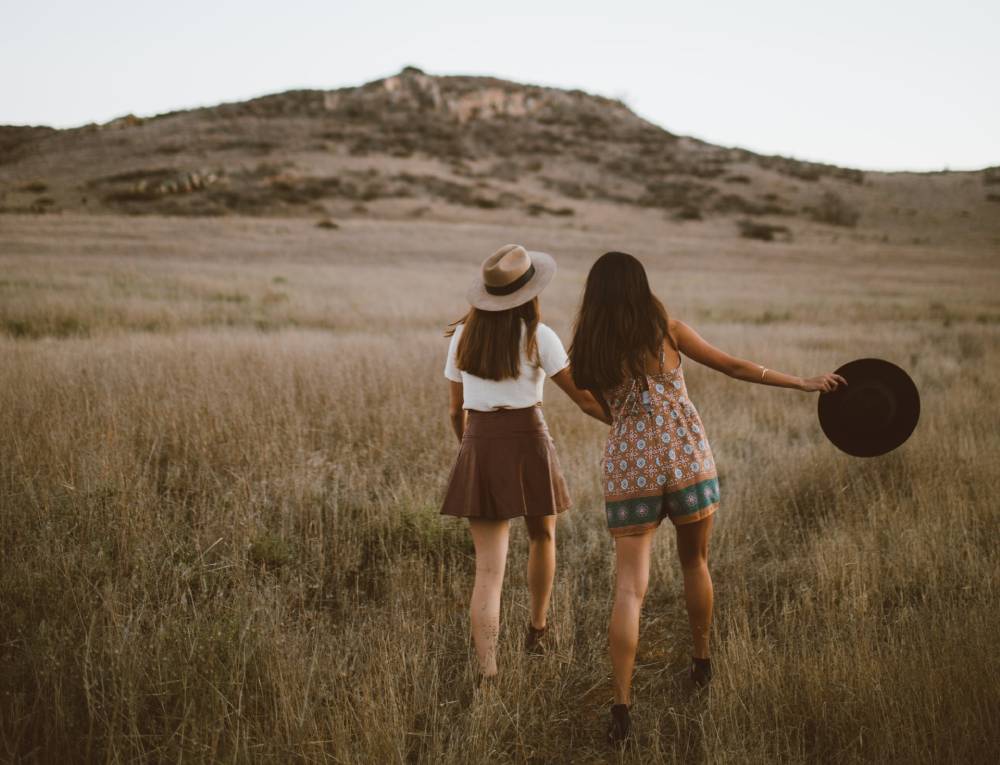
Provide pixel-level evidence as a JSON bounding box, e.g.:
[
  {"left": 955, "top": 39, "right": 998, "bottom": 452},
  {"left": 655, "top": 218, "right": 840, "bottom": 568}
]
[{"left": 440, "top": 406, "right": 572, "bottom": 520}]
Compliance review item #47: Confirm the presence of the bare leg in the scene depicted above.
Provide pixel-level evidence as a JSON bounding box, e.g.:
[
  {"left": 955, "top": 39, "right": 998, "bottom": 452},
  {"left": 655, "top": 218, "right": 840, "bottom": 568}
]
[
  {"left": 609, "top": 530, "right": 655, "bottom": 705},
  {"left": 468, "top": 518, "right": 510, "bottom": 677},
  {"left": 675, "top": 514, "right": 714, "bottom": 659},
  {"left": 524, "top": 515, "right": 556, "bottom": 630}
]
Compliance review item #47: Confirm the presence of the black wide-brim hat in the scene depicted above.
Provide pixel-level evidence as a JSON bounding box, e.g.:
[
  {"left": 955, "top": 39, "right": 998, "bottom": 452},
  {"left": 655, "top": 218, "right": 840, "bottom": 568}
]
[{"left": 818, "top": 358, "right": 920, "bottom": 458}]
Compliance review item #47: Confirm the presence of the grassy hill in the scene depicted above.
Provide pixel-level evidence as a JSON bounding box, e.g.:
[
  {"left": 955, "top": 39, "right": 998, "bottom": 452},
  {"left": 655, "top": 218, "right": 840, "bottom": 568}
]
[{"left": 2, "top": 67, "right": 998, "bottom": 246}]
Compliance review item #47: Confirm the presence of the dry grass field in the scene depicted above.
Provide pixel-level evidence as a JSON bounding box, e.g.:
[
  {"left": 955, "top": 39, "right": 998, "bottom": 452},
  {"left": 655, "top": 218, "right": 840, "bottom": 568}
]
[{"left": 1, "top": 212, "right": 999, "bottom": 763}]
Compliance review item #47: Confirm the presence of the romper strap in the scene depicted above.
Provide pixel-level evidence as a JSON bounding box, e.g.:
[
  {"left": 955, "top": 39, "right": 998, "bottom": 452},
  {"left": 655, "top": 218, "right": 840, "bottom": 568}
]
[{"left": 658, "top": 344, "right": 665, "bottom": 373}]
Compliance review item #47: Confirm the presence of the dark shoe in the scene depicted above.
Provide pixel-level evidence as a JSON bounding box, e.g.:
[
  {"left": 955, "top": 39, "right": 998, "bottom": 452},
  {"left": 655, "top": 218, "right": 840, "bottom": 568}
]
[
  {"left": 524, "top": 623, "right": 548, "bottom": 655},
  {"left": 691, "top": 656, "right": 713, "bottom": 689},
  {"left": 476, "top": 672, "right": 498, "bottom": 692},
  {"left": 607, "top": 703, "right": 632, "bottom": 746}
]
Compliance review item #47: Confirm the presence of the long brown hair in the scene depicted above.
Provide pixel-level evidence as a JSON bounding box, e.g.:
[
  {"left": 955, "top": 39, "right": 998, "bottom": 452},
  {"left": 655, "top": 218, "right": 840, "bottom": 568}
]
[
  {"left": 446, "top": 297, "right": 540, "bottom": 381},
  {"left": 569, "top": 252, "right": 675, "bottom": 392}
]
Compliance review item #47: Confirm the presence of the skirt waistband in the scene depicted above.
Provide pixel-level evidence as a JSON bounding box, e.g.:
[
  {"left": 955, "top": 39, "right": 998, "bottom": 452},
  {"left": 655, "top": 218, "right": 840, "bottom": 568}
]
[{"left": 464, "top": 405, "right": 549, "bottom": 438}]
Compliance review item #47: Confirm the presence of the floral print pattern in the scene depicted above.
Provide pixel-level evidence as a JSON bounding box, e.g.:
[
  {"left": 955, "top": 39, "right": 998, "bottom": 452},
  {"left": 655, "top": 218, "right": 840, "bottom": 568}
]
[{"left": 602, "top": 358, "right": 720, "bottom": 536}]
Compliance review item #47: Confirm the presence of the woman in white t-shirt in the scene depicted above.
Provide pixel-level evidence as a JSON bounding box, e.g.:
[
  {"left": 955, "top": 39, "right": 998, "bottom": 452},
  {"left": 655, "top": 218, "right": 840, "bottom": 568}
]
[{"left": 441, "top": 244, "right": 609, "bottom": 681}]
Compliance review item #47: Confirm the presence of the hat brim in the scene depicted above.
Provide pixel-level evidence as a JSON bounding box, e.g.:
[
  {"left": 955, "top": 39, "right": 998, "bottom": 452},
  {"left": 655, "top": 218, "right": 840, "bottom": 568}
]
[
  {"left": 818, "top": 358, "right": 920, "bottom": 458},
  {"left": 466, "top": 250, "right": 557, "bottom": 311}
]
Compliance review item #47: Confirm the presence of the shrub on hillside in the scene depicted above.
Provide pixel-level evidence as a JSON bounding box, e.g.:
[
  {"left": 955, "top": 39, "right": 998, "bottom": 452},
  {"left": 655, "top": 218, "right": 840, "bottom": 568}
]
[
  {"left": 540, "top": 177, "right": 587, "bottom": 199},
  {"left": 714, "top": 194, "right": 790, "bottom": 216},
  {"left": 90, "top": 167, "right": 179, "bottom": 186},
  {"left": 526, "top": 203, "right": 574, "bottom": 217},
  {"left": 808, "top": 191, "right": 860, "bottom": 227},
  {"left": 738, "top": 219, "right": 792, "bottom": 242},
  {"left": 487, "top": 160, "right": 520, "bottom": 182},
  {"left": 214, "top": 139, "right": 276, "bottom": 155},
  {"left": 755, "top": 155, "right": 865, "bottom": 185},
  {"left": 639, "top": 179, "right": 714, "bottom": 209},
  {"left": 673, "top": 206, "right": 702, "bottom": 221}
]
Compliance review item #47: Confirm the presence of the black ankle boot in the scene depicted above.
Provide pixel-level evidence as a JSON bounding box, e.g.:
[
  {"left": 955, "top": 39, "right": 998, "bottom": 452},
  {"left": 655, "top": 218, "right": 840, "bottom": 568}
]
[
  {"left": 607, "top": 703, "right": 631, "bottom": 746},
  {"left": 524, "top": 623, "right": 548, "bottom": 654},
  {"left": 691, "top": 656, "right": 713, "bottom": 689}
]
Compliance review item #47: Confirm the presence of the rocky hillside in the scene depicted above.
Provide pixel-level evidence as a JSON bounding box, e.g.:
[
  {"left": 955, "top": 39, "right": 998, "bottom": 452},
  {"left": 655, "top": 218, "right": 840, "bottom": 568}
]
[{"left": 2, "top": 67, "right": 998, "bottom": 239}]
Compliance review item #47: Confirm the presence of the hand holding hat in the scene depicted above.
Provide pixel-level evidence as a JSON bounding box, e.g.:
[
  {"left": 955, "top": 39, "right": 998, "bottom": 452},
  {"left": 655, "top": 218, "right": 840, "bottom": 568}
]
[{"left": 800, "top": 371, "right": 849, "bottom": 393}]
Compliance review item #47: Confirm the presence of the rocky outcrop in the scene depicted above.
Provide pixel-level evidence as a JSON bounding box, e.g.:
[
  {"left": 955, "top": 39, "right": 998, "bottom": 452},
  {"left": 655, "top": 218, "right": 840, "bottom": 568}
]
[{"left": 91, "top": 167, "right": 224, "bottom": 204}]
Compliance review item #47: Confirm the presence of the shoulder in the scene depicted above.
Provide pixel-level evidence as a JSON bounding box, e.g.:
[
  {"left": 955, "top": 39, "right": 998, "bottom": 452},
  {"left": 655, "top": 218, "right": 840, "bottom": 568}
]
[
  {"left": 536, "top": 322, "right": 558, "bottom": 338},
  {"left": 669, "top": 318, "right": 695, "bottom": 340},
  {"left": 536, "top": 322, "right": 566, "bottom": 347},
  {"left": 535, "top": 323, "right": 569, "bottom": 375}
]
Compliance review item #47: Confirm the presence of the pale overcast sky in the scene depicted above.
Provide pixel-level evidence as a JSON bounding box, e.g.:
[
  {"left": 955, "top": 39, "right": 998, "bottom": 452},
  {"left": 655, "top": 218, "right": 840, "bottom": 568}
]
[{"left": 2, "top": 0, "right": 996, "bottom": 171}]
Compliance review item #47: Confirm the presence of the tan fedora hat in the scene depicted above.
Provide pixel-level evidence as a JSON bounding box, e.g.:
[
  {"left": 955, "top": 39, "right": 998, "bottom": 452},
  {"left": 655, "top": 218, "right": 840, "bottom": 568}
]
[{"left": 467, "top": 244, "right": 557, "bottom": 311}]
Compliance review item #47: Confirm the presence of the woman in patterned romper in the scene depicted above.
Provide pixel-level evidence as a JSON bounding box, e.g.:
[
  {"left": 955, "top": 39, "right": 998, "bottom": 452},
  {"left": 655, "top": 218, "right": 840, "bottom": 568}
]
[{"left": 569, "top": 252, "right": 846, "bottom": 744}]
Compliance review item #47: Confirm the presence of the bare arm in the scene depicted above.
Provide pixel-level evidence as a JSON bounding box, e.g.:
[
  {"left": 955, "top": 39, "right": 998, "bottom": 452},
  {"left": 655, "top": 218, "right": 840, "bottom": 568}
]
[
  {"left": 671, "top": 320, "right": 847, "bottom": 393},
  {"left": 551, "top": 367, "right": 613, "bottom": 424},
  {"left": 448, "top": 380, "right": 466, "bottom": 442}
]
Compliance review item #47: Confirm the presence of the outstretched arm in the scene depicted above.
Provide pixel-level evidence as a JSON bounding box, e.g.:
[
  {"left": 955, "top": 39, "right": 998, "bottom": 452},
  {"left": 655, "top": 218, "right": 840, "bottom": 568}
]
[
  {"left": 672, "top": 320, "right": 847, "bottom": 393},
  {"left": 551, "top": 367, "right": 613, "bottom": 424}
]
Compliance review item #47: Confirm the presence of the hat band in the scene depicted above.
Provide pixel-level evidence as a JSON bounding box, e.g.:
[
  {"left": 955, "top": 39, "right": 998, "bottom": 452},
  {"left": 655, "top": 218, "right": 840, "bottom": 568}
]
[{"left": 484, "top": 264, "right": 535, "bottom": 296}]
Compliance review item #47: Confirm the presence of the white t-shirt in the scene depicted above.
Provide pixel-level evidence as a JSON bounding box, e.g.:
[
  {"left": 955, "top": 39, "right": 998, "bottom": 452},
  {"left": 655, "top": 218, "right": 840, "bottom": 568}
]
[{"left": 444, "top": 321, "right": 570, "bottom": 411}]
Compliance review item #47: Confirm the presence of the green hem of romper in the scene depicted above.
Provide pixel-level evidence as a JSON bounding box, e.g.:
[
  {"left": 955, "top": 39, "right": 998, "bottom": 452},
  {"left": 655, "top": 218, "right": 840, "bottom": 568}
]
[{"left": 605, "top": 477, "right": 720, "bottom": 530}]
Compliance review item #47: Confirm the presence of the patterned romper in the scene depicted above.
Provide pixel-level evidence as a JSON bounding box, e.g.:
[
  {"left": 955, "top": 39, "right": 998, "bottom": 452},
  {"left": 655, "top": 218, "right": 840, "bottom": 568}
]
[{"left": 602, "top": 350, "right": 720, "bottom": 536}]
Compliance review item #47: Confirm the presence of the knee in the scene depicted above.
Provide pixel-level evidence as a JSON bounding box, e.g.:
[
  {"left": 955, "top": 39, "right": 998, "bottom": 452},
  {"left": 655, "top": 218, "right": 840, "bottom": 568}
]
[
  {"left": 616, "top": 578, "right": 649, "bottom": 604},
  {"left": 679, "top": 552, "right": 708, "bottom": 572},
  {"left": 474, "top": 559, "right": 505, "bottom": 580},
  {"left": 526, "top": 520, "right": 554, "bottom": 544}
]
